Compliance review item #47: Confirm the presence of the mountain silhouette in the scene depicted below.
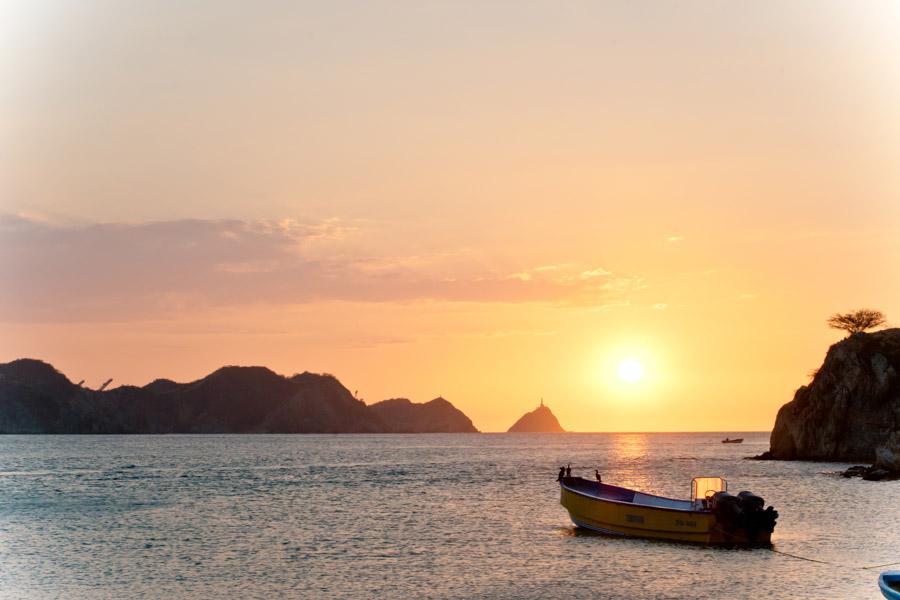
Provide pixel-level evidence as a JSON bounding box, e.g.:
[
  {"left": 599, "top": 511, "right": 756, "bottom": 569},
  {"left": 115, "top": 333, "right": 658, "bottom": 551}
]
[
  {"left": 0, "top": 359, "right": 479, "bottom": 434},
  {"left": 368, "top": 397, "right": 477, "bottom": 433}
]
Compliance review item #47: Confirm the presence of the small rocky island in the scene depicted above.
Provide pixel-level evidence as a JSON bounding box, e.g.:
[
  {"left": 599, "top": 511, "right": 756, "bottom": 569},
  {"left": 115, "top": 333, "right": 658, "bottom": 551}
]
[
  {"left": 0, "top": 359, "right": 479, "bottom": 434},
  {"left": 507, "top": 400, "right": 565, "bottom": 432},
  {"left": 758, "top": 327, "right": 900, "bottom": 478}
]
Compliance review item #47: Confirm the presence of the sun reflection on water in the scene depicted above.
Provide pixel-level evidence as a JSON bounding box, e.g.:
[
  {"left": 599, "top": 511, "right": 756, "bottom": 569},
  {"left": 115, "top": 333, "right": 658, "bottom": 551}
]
[{"left": 607, "top": 433, "right": 654, "bottom": 492}]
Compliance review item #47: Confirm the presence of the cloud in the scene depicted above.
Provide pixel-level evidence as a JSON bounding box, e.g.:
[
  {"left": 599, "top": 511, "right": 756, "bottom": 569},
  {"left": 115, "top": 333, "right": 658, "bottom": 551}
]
[
  {"left": 0, "top": 215, "right": 646, "bottom": 322},
  {"left": 506, "top": 272, "right": 532, "bottom": 282},
  {"left": 578, "top": 267, "right": 613, "bottom": 280}
]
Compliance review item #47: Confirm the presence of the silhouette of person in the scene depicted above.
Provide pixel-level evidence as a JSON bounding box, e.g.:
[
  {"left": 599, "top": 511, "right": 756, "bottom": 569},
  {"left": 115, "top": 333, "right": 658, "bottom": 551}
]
[
  {"left": 565, "top": 464, "right": 571, "bottom": 478},
  {"left": 557, "top": 466, "right": 566, "bottom": 482},
  {"left": 595, "top": 469, "right": 602, "bottom": 484}
]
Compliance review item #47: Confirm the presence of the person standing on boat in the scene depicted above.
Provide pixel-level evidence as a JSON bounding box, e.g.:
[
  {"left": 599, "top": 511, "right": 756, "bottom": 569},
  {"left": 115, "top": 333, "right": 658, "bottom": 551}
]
[
  {"left": 565, "top": 464, "right": 571, "bottom": 478},
  {"left": 557, "top": 466, "right": 566, "bottom": 481},
  {"left": 595, "top": 470, "right": 602, "bottom": 484}
]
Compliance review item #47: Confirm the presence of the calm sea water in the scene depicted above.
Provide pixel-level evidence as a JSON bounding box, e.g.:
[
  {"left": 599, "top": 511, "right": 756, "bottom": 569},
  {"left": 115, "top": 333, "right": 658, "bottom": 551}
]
[{"left": 0, "top": 433, "right": 896, "bottom": 599}]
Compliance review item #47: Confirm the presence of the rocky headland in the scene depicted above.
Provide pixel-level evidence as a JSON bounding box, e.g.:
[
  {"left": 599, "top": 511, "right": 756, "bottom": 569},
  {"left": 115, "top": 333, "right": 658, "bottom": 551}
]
[
  {"left": 507, "top": 401, "right": 565, "bottom": 432},
  {"left": 368, "top": 397, "right": 477, "bottom": 433},
  {"left": 756, "top": 329, "right": 900, "bottom": 476},
  {"left": 0, "top": 359, "right": 479, "bottom": 434}
]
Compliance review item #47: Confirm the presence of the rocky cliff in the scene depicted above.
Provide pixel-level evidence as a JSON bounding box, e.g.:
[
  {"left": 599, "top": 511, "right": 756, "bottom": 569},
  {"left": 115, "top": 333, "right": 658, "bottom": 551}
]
[
  {"left": 766, "top": 329, "right": 900, "bottom": 462},
  {"left": 0, "top": 359, "right": 478, "bottom": 434},
  {"left": 368, "top": 397, "right": 478, "bottom": 433},
  {"left": 507, "top": 402, "right": 565, "bottom": 432}
]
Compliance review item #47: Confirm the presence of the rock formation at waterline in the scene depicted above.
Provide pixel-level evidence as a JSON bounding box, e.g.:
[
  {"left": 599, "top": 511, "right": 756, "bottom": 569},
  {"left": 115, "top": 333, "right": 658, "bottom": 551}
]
[
  {"left": 874, "top": 431, "right": 900, "bottom": 471},
  {"left": 763, "top": 329, "right": 900, "bottom": 463},
  {"left": 0, "top": 359, "right": 479, "bottom": 434},
  {"left": 507, "top": 401, "right": 565, "bottom": 432}
]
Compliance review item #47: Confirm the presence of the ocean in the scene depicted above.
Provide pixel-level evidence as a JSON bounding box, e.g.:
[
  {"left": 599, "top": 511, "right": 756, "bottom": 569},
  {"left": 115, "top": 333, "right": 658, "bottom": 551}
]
[{"left": 0, "top": 433, "right": 896, "bottom": 599}]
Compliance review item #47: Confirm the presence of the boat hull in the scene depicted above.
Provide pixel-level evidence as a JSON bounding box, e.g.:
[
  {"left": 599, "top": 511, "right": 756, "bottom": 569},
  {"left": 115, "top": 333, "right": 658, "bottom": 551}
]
[
  {"left": 880, "top": 571, "right": 900, "bottom": 600},
  {"left": 560, "top": 483, "right": 771, "bottom": 545}
]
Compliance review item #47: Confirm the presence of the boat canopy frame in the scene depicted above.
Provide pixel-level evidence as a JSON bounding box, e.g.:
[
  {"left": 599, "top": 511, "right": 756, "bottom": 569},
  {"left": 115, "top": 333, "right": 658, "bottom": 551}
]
[{"left": 691, "top": 476, "right": 727, "bottom": 502}]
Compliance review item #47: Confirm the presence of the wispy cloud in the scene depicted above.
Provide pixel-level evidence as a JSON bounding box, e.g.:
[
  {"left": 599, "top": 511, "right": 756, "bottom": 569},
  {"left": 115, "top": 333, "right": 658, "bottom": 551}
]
[
  {"left": 578, "top": 267, "right": 613, "bottom": 280},
  {"left": 0, "top": 215, "right": 647, "bottom": 322},
  {"left": 506, "top": 271, "right": 533, "bottom": 282}
]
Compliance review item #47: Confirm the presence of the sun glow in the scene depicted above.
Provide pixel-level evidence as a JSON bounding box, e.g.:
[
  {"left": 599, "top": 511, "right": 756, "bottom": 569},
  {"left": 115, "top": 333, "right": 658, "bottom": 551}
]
[
  {"left": 617, "top": 358, "right": 645, "bottom": 383},
  {"left": 590, "top": 344, "right": 659, "bottom": 398}
]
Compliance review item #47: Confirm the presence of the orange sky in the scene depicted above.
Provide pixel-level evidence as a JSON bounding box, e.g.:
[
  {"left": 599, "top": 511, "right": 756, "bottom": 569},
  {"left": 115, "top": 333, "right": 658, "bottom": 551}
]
[{"left": 2, "top": 2, "right": 899, "bottom": 431}]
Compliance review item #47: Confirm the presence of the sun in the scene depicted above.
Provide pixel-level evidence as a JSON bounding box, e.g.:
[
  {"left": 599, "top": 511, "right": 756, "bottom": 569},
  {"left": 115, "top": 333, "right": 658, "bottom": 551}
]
[{"left": 617, "top": 358, "right": 645, "bottom": 383}]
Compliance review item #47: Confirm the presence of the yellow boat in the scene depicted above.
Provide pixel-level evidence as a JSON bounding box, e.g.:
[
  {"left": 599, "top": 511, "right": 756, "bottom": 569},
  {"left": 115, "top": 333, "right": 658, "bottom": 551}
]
[{"left": 559, "top": 475, "right": 777, "bottom": 545}]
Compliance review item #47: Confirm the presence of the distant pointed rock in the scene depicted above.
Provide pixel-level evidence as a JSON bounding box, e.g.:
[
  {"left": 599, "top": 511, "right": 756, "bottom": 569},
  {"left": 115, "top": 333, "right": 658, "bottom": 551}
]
[{"left": 507, "top": 403, "right": 565, "bottom": 432}]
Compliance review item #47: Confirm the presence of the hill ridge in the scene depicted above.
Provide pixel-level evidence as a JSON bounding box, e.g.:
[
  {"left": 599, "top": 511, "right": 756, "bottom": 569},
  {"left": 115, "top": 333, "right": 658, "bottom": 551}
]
[{"left": 0, "top": 359, "right": 479, "bottom": 434}]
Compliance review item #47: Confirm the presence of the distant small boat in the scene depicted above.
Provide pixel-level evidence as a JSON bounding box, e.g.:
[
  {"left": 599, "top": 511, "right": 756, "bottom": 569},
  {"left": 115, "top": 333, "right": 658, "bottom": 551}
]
[
  {"left": 880, "top": 571, "right": 900, "bottom": 600},
  {"left": 559, "top": 476, "right": 777, "bottom": 545},
  {"left": 721, "top": 437, "right": 744, "bottom": 444}
]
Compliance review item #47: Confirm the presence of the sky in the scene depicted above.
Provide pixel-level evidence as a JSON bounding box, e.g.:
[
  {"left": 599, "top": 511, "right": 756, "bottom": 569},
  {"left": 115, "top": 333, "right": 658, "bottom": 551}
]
[{"left": 2, "top": 1, "right": 899, "bottom": 431}]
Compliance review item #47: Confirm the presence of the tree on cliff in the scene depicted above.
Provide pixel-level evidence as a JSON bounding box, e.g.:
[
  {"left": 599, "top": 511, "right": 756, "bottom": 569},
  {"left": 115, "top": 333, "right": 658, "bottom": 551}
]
[{"left": 827, "top": 309, "right": 887, "bottom": 335}]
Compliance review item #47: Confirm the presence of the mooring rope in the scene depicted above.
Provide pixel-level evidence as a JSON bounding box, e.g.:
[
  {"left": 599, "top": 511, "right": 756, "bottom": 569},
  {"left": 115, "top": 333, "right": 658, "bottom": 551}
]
[
  {"left": 861, "top": 560, "right": 900, "bottom": 571},
  {"left": 771, "top": 548, "right": 900, "bottom": 571},
  {"left": 770, "top": 548, "right": 834, "bottom": 566}
]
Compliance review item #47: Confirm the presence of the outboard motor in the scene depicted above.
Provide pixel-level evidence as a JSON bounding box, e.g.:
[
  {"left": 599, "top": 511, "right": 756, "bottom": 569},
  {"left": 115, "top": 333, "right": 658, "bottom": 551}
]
[
  {"left": 711, "top": 490, "right": 778, "bottom": 542},
  {"left": 710, "top": 491, "right": 743, "bottom": 527},
  {"left": 737, "top": 491, "right": 765, "bottom": 511}
]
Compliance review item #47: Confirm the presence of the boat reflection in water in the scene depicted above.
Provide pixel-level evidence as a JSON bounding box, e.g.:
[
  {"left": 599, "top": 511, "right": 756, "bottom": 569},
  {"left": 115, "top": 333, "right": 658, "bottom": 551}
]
[{"left": 559, "top": 475, "right": 777, "bottom": 546}]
